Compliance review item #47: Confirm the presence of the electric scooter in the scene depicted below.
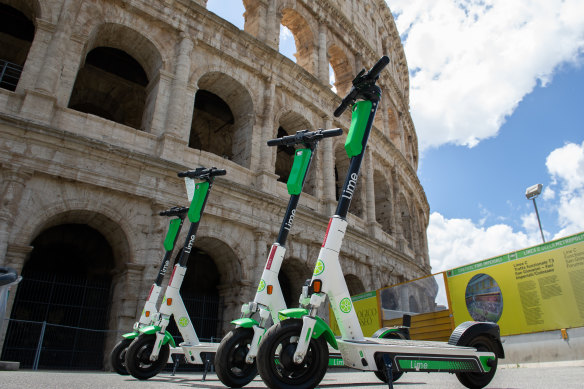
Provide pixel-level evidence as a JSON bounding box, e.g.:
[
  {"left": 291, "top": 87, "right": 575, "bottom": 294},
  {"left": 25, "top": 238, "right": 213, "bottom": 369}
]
[
  {"left": 256, "top": 57, "right": 505, "bottom": 389},
  {"left": 214, "top": 127, "right": 343, "bottom": 388},
  {"left": 110, "top": 206, "right": 188, "bottom": 375},
  {"left": 124, "top": 166, "right": 226, "bottom": 380}
]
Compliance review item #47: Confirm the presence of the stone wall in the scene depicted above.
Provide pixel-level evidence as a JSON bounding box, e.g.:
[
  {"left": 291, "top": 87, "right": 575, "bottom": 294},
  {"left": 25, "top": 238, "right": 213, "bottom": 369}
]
[{"left": 0, "top": 0, "right": 430, "bottom": 367}]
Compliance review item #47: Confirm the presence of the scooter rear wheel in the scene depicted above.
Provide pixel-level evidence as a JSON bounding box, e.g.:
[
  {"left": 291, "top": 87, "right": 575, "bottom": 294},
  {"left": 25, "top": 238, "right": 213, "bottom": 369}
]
[
  {"left": 215, "top": 327, "right": 257, "bottom": 388},
  {"left": 110, "top": 338, "right": 132, "bottom": 375},
  {"left": 257, "top": 318, "right": 328, "bottom": 389},
  {"left": 455, "top": 335, "right": 498, "bottom": 389},
  {"left": 125, "top": 333, "right": 170, "bottom": 380}
]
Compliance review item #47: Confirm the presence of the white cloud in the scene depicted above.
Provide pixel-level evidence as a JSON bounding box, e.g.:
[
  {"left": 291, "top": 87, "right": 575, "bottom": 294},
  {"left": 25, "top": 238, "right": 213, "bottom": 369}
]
[
  {"left": 427, "top": 212, "right": 538, "bottom": 272},
  {"left": 546, "top": 141, "right": 584, "bottom": 239},
  {"left": 388, "top": 0, "right": 584, "bottom": 150}
]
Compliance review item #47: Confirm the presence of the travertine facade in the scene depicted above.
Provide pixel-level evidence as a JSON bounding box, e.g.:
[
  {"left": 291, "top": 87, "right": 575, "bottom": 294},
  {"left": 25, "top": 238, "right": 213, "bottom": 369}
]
[{"left": 0, "top": 0, "right": 430, "bottom": 368}]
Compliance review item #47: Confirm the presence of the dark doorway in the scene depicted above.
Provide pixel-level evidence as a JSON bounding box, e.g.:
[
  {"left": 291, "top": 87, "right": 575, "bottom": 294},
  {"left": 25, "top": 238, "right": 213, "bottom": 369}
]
[{"left": 1, "top": 224, "right": 114, "bottom": 369}]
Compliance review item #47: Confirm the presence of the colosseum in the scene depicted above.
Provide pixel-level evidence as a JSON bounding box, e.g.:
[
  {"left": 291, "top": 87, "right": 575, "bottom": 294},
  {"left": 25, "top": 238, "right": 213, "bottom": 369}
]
[{"left": 0, "top": 0, "right": 430, "bottom": 370}]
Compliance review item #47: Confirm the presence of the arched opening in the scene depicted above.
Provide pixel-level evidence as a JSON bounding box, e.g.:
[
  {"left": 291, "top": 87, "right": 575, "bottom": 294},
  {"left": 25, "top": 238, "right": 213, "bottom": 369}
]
[
  {"left": 274, "top": 111, "right": 315, "bottom": 195},
  {"left": 328, "top": 45, "right": 353, "bottom": 96},
  {"left": 345, "top": 274, "right": 365, "bottom": 296},
  {"left": 278, "top": 258, "right": 311, "bottom": 308},
  {"left": 334, "top": 144, "right": 363, "bottom": 218},
  {"left": 374, "top": 170, "right": 393, "bottom": 234},
  {"left": 0, "top": 3, "right": 35, "bottom": 91},
  {"left": 68, "top": 46, "right": 148, "bottom": 130},
  {"left": 189, "top": 89, "right": 235, "bottom": 159},
  {"left": 1, "top": 224, "right": 115, "bottom": 369},
  {"left": 280, "top": 8, "right": 315, "bottom": 73},
  {"left": 409, "top": 295, "right": 420, "bottom": 313},
  {"left": 191, "top": 72, "right": 254, "bottom": 168}
]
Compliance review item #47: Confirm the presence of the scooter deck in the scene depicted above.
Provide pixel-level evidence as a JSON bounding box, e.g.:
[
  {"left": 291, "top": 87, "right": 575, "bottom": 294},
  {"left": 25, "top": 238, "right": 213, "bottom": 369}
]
[
  {"left": 337, "top": 337, "right": 493, "bottom": 373},
  {"left": 180, "top": 341, "right": 220, "bottom": 364}
]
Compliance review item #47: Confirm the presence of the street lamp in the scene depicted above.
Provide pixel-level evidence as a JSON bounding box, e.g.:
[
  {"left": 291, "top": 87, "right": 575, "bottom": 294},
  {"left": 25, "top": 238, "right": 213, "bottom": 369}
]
[{"left": 525, "top": 183, "right": 545, "bottom": 243}]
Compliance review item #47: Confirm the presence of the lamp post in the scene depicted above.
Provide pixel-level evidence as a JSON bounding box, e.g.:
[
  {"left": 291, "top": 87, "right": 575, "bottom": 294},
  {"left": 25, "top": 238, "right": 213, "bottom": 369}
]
[{"left": 525, "top": 184, "right": 545, "bottom": 243}]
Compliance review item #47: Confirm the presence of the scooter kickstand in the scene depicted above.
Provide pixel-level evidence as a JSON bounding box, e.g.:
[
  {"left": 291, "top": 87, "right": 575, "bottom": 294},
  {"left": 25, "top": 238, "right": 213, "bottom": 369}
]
[
  {"left": 382, "top": 354, "right": 394, "bottom": 389},
  {"left": 171, "top": 354, "right": 181, "bottom": 376}
]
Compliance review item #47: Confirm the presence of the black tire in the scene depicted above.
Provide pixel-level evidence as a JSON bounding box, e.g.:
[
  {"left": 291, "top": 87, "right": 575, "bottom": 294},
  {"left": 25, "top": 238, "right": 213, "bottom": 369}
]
[
  {"left": 215, "top": 327, "right": 257, "bottom": 388},
  {"left": 125, "top": 333, "right": 170, "bottom": 380},
  {"left": 455, "top": 335, "right": 498, "bottom": 389},
  {"left": 256, "top": 319, "right": 328, "bottom": 389},
  {"left": 372, "top": 331, "right": 405, "bottom": 383},
  {"left": 110, "top": 338, "right": 133, "bottom": 375}
]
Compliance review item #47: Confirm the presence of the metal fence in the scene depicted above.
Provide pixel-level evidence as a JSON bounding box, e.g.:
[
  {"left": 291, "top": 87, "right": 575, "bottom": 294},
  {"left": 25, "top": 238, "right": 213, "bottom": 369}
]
[
  {"left": 0, "top": 59, "right": 23, "bottom": 91},
  {"left": 1, "top": 318, "right": 119, "bottom": 370}
]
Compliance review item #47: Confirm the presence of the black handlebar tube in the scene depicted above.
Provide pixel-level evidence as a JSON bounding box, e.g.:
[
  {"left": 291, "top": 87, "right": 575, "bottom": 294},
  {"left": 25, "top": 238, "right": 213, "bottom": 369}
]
[
  {"left": 335, "top": 89, "right": 380, "bottom": 219},
  {"left": 178, "top": 167, "right": 227, "bottom": 180},
  {"left": 153, "top": 207, "right": 188, "bottom": 285},
  {"left": 176, "top": 175, "right": 218, "bottom": 268},
  {"left": 333, "top": 56, "right": 388, "bottom": 218},
  {"left": 267, "top": 128, "right": 343, "bottom": 148},
  {"left": 275, "top": 141, "right": 317, "bottom": 246}
]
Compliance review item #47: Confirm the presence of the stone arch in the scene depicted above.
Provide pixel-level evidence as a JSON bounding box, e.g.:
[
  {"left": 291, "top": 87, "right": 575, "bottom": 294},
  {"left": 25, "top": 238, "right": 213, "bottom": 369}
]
[
  {"left": 398, "top": 193, "right": 413, "bottom": 250},
  {"left": 68, "top": 23, "right": 163, "bottom": 131},
  {"left": 0, "top": 1, "right": 36, "bottom": 91},
  {"left": 190, "top": 71, "right": 254, "bottom": 168},
  {"left": 374, "top": 169, "right": 393, "bottom": 234},
  {"left": 387, "top": 103, "right": 400, "bottom": 144},
  {"left": 279, "top": 257, "right": 311, "bottom": 308},
  {"left": 328, "top": 44, "right": 353, "bottom": 96},
  {"left": 345, "top": 274, "right": 365, "bottom": 296},
  {"left": 1, "top": 209, "right": 131, "bottom": 369},
  {"left": 279, "top": 7, "right": 316, "bottom": 74},
  {"left": 334, "top": 144, "right": 364, "bottom": 218}
]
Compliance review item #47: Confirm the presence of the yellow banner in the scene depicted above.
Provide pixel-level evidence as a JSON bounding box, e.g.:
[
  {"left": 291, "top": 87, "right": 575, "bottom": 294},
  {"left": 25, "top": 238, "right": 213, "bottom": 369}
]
[
  {"left": 329, "top": 291, "right": 380, "bottom": 337},
  {"left": 446, "top": 232, "right": 584, "bottom": 336}
]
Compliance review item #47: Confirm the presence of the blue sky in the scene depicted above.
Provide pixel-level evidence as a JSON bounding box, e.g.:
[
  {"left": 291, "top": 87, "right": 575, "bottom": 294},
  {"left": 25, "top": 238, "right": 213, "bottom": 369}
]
[{"left": 207, "top": 1, "right": 584, "bottom": 272}]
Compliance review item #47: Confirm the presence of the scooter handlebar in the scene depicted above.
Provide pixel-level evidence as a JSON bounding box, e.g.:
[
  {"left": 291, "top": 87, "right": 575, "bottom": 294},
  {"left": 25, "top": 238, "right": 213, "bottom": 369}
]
[
  {"left": 334, "top": 56, "right": 390, "bottom": 117},
  {"left": 177, "top": 167, "right": 227, "bottom": 179},
  {"left": 159, "top": 206, "right": 189, "bottom": 217},
  {"left": 267, "top": 128, "right": 343, "bottom": 147}
]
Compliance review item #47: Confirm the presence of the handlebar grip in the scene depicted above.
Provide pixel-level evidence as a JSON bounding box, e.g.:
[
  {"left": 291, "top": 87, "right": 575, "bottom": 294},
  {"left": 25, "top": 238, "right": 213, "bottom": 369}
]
[
  {"left": 367, "top": 56, "right": 390, "bottom": 79},
  {"left": 322, "top": 128, "right": 343, "bottom": 138},
  {"left": 159, "top": 206, "right": 189, "bottom": 217},
  {"left": 177, "top": 167, "right": 226, "bottom": 178},
  {"left": 266, "top": 138, "right": 282, "bottom": 147}
]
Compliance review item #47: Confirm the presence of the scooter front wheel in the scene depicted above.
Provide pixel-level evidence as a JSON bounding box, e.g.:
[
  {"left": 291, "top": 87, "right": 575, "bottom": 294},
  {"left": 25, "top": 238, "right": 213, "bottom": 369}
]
[
  {"left": 215, "top": 327, "right": 257, "bottom": 388},
  {"left": 455, "top": 335, "right": 498, "bottom": 389},
  {"left": 110, "top": 338, "right": 133, "bottom": 375},
  {"left": 257, "top": 318, "right": 328, "bottom": 389},
  {"left": 125, "top": 333, "right": 170, "bottom": 380}
]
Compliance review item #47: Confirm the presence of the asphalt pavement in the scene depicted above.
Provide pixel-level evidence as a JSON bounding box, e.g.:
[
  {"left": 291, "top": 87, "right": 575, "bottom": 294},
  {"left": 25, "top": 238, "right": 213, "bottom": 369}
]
[{"left": 1, "top": 361, "right": 583, "bottom": 388}]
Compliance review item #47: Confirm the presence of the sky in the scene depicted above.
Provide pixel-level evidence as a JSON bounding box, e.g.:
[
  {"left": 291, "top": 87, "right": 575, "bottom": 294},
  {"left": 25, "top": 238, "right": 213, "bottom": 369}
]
[{"left": 207, "top": 1, "right": 584, "bottom": 274}]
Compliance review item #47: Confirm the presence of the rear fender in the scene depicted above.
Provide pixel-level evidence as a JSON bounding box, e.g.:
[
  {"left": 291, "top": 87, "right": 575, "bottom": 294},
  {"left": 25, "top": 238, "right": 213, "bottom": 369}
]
[{"left": 449, "top": 321, "right": 505, "bottom": 358}]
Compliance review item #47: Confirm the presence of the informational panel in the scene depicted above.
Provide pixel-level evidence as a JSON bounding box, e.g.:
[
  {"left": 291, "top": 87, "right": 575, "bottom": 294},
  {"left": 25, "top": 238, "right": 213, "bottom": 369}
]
[
  {"left": 329, "top": 291, "right": 379, "bottom": 336},
  {"left": 446, "top": 232, "right": 584, "bottom": 336}
]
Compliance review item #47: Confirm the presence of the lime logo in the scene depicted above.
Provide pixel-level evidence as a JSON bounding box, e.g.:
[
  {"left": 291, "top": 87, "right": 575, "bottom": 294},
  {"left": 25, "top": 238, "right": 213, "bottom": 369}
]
[
  {"left": 258, "top": 279, "right": 266, "bottom": 292},
  {"left": 178, "top": 317, "right": 189, "bottom": 327},
  {"left": 339, "top": 297, "right": 352, "bottom": 313},
  {"left": 313, "top": 260, "right": 325, "bottom": 276}
]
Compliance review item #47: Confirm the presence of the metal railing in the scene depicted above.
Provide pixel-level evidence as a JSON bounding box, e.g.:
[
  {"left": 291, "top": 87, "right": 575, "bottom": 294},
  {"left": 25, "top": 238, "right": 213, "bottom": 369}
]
[{"left": 0, "top": 59, "right": 23, "bottom": 91}]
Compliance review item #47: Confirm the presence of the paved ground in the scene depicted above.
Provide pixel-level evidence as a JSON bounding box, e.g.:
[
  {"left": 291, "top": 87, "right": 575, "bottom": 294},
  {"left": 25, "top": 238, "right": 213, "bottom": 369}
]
[{"left": 1, "top": 361, "right": 584, "bottom": 389}]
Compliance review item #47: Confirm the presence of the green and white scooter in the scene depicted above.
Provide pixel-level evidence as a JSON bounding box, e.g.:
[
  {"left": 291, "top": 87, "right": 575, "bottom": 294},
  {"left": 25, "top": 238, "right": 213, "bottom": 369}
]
[
  {"left": 124, "top": 166, "right": 226, "bottom": 380},
  {"left": 214, "top": 128, "right": 343, "bottom": 388},
  {"left": 110, "top": 206, "right": 188, "bottom": 375},
  {"left": 256, "top": 57, "right": 505, "bottom": 389}
]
